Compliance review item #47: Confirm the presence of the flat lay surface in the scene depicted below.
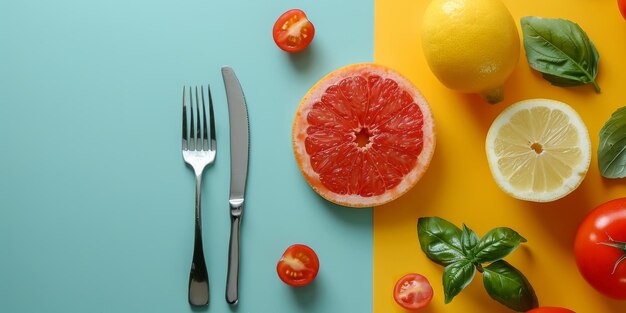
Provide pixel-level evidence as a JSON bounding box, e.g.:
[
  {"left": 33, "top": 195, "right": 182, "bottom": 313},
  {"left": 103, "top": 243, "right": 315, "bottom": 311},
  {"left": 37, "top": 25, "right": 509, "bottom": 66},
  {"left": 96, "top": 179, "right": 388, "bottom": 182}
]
[
  {"left": 374, "top": 0, "right": 626, "bottom": 312},
  {"left": 0, "top": 1, "right": 372, "bottom": 312},
  {"left": 3, "top": 0, "right": 626, "bottom": 312}
]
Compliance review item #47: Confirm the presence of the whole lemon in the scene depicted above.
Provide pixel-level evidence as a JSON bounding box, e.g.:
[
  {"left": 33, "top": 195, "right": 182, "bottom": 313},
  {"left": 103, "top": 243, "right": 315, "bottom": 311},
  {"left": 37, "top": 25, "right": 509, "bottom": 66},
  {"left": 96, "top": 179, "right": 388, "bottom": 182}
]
[{"left": 421, "top": 0, "right": 520, "bottom": 103}]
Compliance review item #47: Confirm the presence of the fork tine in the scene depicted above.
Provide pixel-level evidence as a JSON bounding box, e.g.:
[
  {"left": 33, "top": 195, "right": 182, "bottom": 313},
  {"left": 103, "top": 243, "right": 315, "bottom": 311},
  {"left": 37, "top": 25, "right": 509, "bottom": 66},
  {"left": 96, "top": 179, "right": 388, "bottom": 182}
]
[
  {"left": 201, "top": 85, "right": 209, "bottom": 151},
  {"left": 195, "top": 86, "right": 201, "bottom": 149},
  {"left": 189, "top": 86, "right": 195, "bottom": 151},
  {"left": 182, "top": 86, "right": 188, "bottom": 151},
  {"left": 208, "top": 85, "right": 216, "bottom": 152}
]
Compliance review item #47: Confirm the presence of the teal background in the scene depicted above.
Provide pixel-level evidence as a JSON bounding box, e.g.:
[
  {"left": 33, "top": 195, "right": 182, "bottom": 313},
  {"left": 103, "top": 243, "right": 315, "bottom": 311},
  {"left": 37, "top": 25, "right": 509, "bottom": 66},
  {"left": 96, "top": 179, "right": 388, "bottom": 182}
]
[{"left": 0, "top": 1, "right": 373, "bottom": 312}]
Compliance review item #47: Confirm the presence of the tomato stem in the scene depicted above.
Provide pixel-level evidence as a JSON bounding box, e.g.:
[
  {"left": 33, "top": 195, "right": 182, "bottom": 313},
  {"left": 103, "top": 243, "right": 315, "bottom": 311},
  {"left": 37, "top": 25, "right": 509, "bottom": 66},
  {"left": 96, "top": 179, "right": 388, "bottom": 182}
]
[
  {"left": 598, "top": 232, "right": 626, "bottom": 274},
  {"left": 475, "top": 263, "right": 484, "bottom": 273}
]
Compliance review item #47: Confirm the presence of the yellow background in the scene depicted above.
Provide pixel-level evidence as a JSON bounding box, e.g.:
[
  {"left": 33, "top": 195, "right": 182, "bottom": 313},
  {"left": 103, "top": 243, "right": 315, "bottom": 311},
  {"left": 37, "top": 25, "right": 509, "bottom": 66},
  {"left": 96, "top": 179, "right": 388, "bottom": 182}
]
[{"left": 373, "top": 0, "right": 626, "bottom": 312}]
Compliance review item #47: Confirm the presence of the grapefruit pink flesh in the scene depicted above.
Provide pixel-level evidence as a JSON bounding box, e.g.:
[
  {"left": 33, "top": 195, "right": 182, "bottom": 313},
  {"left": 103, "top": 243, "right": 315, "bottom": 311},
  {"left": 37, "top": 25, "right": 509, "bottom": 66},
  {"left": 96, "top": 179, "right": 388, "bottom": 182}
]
[{"left": 293, "top": 63, "right": 435, "bottom": 207}]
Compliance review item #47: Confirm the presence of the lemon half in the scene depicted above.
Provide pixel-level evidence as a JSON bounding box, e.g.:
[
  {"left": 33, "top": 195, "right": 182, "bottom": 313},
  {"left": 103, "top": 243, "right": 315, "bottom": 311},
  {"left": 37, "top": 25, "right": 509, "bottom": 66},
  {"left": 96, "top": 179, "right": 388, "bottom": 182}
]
[{"left": 486, "top": 99, "right": 591, "bottom": 202}]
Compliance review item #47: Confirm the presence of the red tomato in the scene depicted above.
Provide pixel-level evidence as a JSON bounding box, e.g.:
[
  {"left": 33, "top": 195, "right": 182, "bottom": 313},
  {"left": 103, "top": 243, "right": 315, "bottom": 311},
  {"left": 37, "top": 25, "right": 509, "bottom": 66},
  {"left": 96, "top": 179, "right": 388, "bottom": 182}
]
[
  {"left": 619, "top": 0, "right": 626, "bottom": 20},
  {"left": 527, "top": 307, "right": 575, "bottom": 313},
  {"left": 276, "top": 244, "right": 319, "bottom": 287},
  {"left": 272, "top": 9, "right": 315, "bottom": 53},
  {"left": 574, "top": 198, "right": 626, "bottom": 299},
  {"left": 393, "top": 273, "right": 433, "bottom": 311}
]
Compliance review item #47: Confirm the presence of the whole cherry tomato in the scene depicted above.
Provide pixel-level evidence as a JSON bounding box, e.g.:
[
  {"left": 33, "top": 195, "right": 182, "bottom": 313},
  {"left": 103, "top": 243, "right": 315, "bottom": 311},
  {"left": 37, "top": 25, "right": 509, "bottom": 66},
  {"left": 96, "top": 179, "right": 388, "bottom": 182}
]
[
  {"left": 619, "top": 0, "right": 626, "bottom": 20},
  {"left": 272, "top": 9, "right": 315, "bottom": 53},
  {"left": 574, "top": 198, "right": 626, "bottom": 299},
  {"left": 276, "top": 244, "right": 319, "bottom": 287},
  {"left": 527, "top": 307, "right": 575, "bottom": 313},
  {"left": 393, "top": 273, "right": 433, "bottom": 311}
]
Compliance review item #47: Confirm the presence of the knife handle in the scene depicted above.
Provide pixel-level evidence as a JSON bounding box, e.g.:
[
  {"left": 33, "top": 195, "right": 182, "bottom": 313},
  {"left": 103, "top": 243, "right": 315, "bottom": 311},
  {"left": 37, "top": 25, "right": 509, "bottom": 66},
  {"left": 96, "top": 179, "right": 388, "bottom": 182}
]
[{"left": 226, "top": 213, "right": 241, "bottom": 305}]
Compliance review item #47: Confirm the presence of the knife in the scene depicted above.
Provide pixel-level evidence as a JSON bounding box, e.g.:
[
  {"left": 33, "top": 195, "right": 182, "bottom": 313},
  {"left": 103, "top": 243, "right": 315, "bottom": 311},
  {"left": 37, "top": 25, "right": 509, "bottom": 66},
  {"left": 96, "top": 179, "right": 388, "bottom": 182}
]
[{"left": 222, "top": 66, "right": 249, "bottom": 305}]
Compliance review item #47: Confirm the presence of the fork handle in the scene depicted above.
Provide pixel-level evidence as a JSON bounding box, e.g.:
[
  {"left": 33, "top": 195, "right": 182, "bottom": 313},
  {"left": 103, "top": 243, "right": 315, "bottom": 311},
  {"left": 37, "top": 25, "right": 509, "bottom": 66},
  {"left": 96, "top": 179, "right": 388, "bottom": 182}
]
[
  {"left": 189, "top": 175, "right": 209, "bottom": 306},
  {"left": 226, "top": 214, "right": 241, "bottom": 305}
]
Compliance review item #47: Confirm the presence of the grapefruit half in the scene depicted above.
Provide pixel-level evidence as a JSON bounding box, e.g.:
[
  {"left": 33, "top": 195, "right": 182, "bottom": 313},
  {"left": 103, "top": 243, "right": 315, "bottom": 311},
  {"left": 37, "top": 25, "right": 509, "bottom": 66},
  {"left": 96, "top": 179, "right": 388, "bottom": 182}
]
[{"left": 292, "top": 63, "right": 436, "bottom": 208}]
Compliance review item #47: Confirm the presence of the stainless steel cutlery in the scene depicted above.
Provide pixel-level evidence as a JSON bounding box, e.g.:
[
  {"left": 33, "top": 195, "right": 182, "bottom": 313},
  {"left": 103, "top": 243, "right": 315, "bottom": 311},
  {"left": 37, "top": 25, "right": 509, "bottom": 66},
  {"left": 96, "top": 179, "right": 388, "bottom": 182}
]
[
  {"left": 182, "top": 86, "right": 216, "bottom": 306},
  {"left": 181, "top": 67, "right": 249, "bottom": 306},
  {"left": 222, "top": 66, "right": 250, "bottom": 305}
]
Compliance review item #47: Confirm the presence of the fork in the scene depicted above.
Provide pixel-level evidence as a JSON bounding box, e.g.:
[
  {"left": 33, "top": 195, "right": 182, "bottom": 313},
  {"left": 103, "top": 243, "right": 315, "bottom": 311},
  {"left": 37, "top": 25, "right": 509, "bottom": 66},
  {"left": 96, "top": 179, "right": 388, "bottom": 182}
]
[{"left": 182, "top": 85, "right": 216, "bottom": 306}]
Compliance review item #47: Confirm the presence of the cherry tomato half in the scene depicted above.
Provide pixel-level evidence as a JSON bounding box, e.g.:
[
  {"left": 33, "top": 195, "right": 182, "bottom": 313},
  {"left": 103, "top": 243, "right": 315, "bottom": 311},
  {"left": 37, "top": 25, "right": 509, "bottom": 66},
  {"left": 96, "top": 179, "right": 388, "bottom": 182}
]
[
  {"left": 272, "top": 9, "right": 315, "bottom": 53},
  {"left": 619, "top": 0, "right": 626, "bottom": 20},
  {"left": 527, "top": 307, "right": 575, "bottom": 313},
  {"left": 393, "top": 273, "right": 433, "bottom": 311},
  {"left": 276, "top": 244, "right": 319, "bottom": 287},
  {"left": 574, "top": 198, "right": 626, "bottom": 299}
]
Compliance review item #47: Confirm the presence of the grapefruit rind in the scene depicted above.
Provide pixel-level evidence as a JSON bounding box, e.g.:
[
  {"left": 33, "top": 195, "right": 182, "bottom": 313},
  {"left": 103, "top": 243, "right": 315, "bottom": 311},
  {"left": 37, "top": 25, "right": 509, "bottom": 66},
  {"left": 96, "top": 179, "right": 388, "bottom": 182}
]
[
  {"left": 485, "top": 99, "right": 591, "bottom": 202},
  {"left": 292, "top": 63, "right": 436, "bottom": 208}
]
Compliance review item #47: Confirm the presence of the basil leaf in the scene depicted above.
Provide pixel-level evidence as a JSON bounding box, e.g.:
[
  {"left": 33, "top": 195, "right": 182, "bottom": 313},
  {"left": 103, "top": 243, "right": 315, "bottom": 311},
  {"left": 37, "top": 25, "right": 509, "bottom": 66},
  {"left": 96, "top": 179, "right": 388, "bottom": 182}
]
[
  {"left": 461, "top": 224, "right": 479, "bottom": 258},
  {"left": 598, "top": 107, "right": 626, "bottom": 178},
  {"left": 483, "top": 260, "right": 538, "bottom": 312},
  {"left": 521, "top": 16, "right": 600, "bottom": 93},
  {"left": 417, "top": 217, "right": 465, "bottom": 266},
  {"left": 473, "top": 228, "right": 526, "bottom": 263},
  {"left": 443, "top": 260, "right": 476, "bottom": 304}
]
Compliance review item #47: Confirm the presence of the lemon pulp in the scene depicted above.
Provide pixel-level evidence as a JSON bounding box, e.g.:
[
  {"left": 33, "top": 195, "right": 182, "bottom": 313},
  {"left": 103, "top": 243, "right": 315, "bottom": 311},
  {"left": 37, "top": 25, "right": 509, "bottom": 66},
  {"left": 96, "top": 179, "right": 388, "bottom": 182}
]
[{"left": 486, "top": 99, "right": 591, "bottom": 202}]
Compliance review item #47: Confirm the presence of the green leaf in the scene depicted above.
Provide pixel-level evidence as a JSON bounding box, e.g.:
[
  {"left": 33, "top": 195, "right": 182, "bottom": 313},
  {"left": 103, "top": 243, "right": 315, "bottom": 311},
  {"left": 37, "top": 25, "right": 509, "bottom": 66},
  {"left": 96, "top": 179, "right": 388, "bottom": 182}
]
[
  {"left": 521, "top": 16, "right": 600, "bottom": 93},
  {"left": 442, "top": 260, "right": 476, "bottom": 304},
  {"left": 598, "top": 107, "right": 626, "bottom": 178},
  {"left": 417, "top": 217, "right": 466, "bottom": 266},
  {"left": 483, "top": 260, "right": 538, "bottom": 312},
  {"left": 461, "top": 224, "right": 479, "bottom": 258},
  {"left": 473, "top": 228, "right": 526, "bottom": 263}
]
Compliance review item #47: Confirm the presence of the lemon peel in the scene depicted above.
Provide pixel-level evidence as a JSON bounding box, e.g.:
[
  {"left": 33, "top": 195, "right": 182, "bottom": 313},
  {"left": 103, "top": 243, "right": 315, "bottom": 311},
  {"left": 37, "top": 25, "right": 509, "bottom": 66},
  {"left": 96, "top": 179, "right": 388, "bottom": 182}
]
[{"left": 421, "top": 0, "right": 520, "bottom": 103}]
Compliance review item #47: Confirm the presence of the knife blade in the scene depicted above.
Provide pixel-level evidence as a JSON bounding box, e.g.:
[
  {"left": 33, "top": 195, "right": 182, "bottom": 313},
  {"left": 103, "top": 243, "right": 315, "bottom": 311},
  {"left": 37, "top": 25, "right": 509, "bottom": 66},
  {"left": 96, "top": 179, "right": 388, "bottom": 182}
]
[{"left": 222, "top": 66, "right": 249, "bottom": 305}]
